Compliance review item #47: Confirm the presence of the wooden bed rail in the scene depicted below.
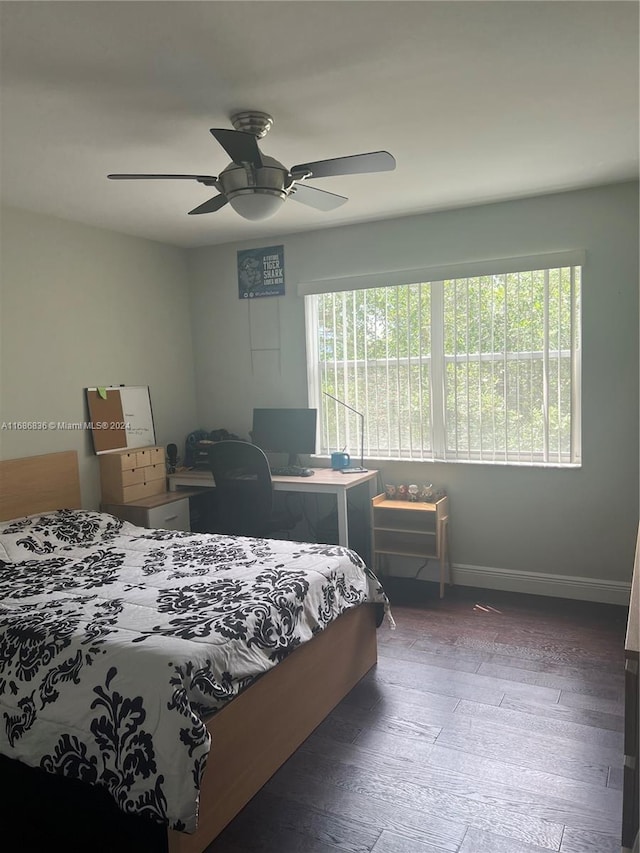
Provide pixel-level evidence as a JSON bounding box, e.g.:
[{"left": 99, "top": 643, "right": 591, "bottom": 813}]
[{"left": 168, "top": 603, "right": 378, "bottom": 853}]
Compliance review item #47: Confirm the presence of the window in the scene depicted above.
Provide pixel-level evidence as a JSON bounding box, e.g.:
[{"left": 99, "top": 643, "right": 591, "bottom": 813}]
[{"left": 305, "top": 262, "right": 581, "bottom": 466}]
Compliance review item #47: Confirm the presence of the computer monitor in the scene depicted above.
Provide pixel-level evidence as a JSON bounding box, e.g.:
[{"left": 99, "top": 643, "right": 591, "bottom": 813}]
[{"left": 251, "top": 408, "right": 317, "bottom": 467}]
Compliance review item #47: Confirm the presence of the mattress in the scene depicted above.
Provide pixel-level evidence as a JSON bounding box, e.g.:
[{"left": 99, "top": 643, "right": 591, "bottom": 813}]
[{"left": 0, "top": 509, "right": 387, "bottom": 831}]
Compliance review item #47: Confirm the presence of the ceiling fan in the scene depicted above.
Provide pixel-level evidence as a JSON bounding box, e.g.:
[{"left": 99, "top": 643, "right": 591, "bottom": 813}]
[{"left": 107, "top": 110, "right": 396, "bottom": 221}]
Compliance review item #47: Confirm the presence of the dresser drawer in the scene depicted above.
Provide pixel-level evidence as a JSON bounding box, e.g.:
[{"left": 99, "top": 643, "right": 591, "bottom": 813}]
[
  {"left": 146, "top": 498, "right": 190, "bottom": 531},
  {"left": 135, "top": 449, "right": 152, "bottom": 467},
  {"left": 121, "top": 478, "right": 166, "bottom": 503},
  {"left": 145, "top": 462, "right": 166, "bottom": 483},
  {"left": 147, "top": 446, "right": 165, "bottom": 465},
  {"left": 113, "top": 450, "right": 139, "bottom": 470},
  {"left": 121, "top": 466, "right": 146, "bottom": 487},
  {"left": 102, "top": 494, "right": 193, "bottom": 532}
]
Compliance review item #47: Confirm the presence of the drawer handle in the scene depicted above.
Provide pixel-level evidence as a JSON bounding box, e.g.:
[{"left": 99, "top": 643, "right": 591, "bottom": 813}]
[{"left": 164, "top": 514, "right": 179, "bottom": 522}]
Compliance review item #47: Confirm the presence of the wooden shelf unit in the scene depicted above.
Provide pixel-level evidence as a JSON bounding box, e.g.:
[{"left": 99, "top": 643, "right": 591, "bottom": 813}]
[
  {"left": 99, "top": 445, "right": 200, "bottom": 533},
  {"left": 372, "top": 494, "right": 450, "bottom": 598},
  {"left": 99, "top": 445, "right": 166, "bottom": 504}
]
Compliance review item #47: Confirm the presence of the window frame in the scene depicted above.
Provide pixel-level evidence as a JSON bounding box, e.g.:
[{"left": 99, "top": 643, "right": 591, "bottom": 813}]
[{"left": 303, "top": 252, "right": 583, "bottom": 468}]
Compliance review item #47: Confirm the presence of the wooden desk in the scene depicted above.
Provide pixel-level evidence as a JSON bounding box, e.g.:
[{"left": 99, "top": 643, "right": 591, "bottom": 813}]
[{"left": 168, "top": 467, "right": 379, "bottom": 549}]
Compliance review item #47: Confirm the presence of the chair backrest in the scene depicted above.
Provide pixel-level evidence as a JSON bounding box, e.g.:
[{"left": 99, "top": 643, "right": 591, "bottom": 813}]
[{"left": 208, "top": 440, "right": 274, "bottom": 536}]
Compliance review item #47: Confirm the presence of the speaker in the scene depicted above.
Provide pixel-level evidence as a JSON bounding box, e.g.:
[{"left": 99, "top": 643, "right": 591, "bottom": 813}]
[{"left": 167, "top": 443, "right": 178, "bottom": 473}]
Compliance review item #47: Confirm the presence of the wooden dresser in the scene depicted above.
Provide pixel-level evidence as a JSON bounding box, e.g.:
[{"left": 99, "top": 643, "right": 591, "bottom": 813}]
[
  {"left": 99, "top": 446, "right": 166, "bottom": 503},
  {"left": 99, "top": 445, "right": 199, "bottom": 533},
  {"left": 623, "top": 523, "right": 639, "bottom": 852}
]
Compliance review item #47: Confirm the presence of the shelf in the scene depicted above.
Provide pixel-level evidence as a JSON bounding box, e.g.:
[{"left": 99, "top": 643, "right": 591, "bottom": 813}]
[
  {"left": 374, "top": 498, "right": 440, "bottom": 512},
  {"left": 374, "top": 526, "right": 437, "bottom": 535},
  {"left": 374, "top": 530, "right": 437, "bottom": 556}
]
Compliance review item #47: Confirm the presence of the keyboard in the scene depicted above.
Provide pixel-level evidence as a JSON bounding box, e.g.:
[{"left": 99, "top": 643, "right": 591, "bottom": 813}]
[{"left": 271, "top": 466, "right": 315, "bottom": 477}]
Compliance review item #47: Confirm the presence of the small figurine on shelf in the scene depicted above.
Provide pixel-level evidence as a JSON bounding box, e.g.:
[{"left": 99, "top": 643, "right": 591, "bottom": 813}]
[
  {"left": 420, "top": 483, "right": 435, "bottom": 502},
  {"left": 397, "top": 484, "right": 408, "bottom": 500},
  {"left": 384, "top": 484, "right": 397, "bottom": 500},
  {"left": 408, "top": 484, "right": 419, "bottom": 502}
]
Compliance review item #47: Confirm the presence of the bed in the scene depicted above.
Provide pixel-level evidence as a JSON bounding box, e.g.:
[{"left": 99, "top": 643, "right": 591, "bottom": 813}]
[{"left": 0, "top": 451, "right": 388, "bottom": 852}]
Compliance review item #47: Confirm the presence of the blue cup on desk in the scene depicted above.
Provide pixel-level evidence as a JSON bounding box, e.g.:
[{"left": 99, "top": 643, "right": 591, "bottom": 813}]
[{"left": 331, "top": 451, "right": 351, "bottom": 470}]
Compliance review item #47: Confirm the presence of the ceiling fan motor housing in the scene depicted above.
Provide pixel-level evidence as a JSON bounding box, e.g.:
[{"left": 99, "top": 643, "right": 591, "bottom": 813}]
[{"left": 218, "top": 155, "right": 290, "bottom": 219}]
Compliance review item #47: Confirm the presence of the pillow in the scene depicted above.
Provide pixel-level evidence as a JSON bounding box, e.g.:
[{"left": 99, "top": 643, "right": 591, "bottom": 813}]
[{"left": 0, "top": 509, "right": 125, "bottom": 560}]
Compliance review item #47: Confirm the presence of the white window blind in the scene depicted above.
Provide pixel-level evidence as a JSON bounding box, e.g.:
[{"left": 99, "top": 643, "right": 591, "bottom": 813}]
[{"left": 305, "top": 260, "right": 582, "bottom": 466}]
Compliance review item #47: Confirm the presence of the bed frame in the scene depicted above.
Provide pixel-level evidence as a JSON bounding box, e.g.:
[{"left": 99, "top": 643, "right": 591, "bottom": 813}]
[{"left": 0, "top": 451, "right": 378, "bottom": 853}]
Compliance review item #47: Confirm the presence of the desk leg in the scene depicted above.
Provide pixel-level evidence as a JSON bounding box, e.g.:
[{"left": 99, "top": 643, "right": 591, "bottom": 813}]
[
  {"left": 336, "top": 492, "right": 349, "bottom": 547},
  {"left": 367, "top": 476, "right": 378, "bottom": 569},
  {"left": 337, "top": 475, "right": 378, "bottom": 551}
]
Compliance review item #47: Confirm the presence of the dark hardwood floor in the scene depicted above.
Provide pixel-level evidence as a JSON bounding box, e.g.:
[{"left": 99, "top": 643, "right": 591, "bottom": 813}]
[{"left": 207, "top": 582, "right": 627, "bottom": 853}]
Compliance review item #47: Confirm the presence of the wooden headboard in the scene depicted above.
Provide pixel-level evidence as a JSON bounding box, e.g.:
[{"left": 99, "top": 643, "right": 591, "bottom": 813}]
[{"left": 0, "top": 451, "right": 82, "bottom": 521}]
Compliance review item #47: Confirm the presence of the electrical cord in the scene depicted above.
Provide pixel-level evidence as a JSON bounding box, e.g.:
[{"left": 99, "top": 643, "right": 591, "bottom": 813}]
[{"left": 413, "top": 559, "right": 430, "bottom": 579}]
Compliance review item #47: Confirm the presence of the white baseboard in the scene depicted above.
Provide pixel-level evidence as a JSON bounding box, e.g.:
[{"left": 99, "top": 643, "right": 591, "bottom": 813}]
[{"left": 449, "top": 562, "right": 631, "bottom": 606}]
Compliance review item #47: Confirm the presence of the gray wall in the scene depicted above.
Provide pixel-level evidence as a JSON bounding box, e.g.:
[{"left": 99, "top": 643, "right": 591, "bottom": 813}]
[
  {"left": 0, "top": 206, "right": 198, "bottom": 507},
  {"left": 188, "top": 182, "right": 639, "bottom": 602},
  {"left": 1, "top": 184, "right": 637, "bottom": 602}
]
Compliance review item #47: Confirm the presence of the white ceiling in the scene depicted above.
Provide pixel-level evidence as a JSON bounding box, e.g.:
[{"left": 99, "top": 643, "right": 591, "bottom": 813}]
[{"left": 1, "top": 1, "right": 638, "bottom": 249}]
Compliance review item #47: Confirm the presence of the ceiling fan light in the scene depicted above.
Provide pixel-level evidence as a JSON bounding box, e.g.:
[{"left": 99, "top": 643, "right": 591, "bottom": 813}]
[{"left": 228, "top": 190, "right": 286, "bottom": 221}]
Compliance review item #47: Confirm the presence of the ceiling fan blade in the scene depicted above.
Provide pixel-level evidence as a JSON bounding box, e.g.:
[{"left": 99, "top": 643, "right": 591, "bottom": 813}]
[
  {"left": 210, "top": 129, "right": 263, "bottom": 168},
  {"left": 290, "top": 151, "right": 395, "bottom": 180},
  {"left": 289, "top": 183, "right": 348, "bottom": 211},
  {"left": 188, "top": 194, "right": 229, "bottom": 215},
  {"left": 108, "top": 174, "right": 218, "bottom": 185}
]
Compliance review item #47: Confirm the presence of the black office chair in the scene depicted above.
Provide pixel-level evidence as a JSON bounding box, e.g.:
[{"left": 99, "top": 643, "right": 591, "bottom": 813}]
[{"left": 207, "top": 441, "right": 301, "bottom": 538}]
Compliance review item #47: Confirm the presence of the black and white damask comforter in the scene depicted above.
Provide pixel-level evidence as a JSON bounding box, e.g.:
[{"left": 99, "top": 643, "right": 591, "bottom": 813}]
[{"left": 0, "top": 510, "right": 387, "bottom": 832}]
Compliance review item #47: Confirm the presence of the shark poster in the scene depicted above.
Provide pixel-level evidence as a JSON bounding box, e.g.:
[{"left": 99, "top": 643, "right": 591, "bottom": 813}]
[{"left": 237, "top": 245, "right": 285, "bottom": 299}]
